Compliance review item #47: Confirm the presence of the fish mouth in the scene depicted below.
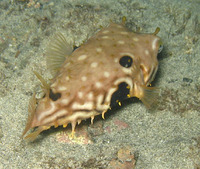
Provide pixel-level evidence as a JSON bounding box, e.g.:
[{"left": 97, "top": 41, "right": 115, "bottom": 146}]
[
  {"left": 140, "top": 64, "right": 158, "bottom": 86},
  {"left": 146, "top": 66, "right": 158, "bottom": 85}
]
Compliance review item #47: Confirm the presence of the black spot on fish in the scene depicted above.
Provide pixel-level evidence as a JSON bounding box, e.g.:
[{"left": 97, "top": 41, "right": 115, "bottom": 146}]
[
  {"left": 49, "top": 89, "right": 61, "bottom": 101},
  {"left": 119, "top": 56, "right": 133, "bottom": 68},
  {"left": 73, "top": 46, "right": 79, "bottom": 51},
  {"left": 110, "top": 82, "right": 130, "bottom": 108},
  {"left": 42, "top": 94, "right": 46, "bottom": 98}
]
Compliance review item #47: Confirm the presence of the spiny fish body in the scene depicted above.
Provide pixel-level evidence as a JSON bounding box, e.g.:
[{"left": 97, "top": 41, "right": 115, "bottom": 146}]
[{"left": 22, "top": 20, "right": 162, "bottom": 141}]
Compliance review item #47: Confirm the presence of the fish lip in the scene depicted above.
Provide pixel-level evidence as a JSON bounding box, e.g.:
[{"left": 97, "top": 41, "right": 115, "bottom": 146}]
[
  {"left": 145, "top": 65, "right": 158, "bottom": 85},
  {"left": 139, "top": 63, "right": 158, "bottom": 86}
]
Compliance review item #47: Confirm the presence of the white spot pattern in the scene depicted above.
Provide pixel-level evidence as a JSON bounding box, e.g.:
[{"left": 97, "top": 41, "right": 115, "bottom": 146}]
[
  {"left": 95, "top": 82, "right": 102, "bottom": 88},
  {"left": 87, "top": 92, "right": 94, "bottom": 100},
  {"left": 104, "top": 71, "right": 110, "bottom": 78},
  {"left": 96, "top": 48, "right": 102, "bottom": 52},
  {"left": 81, "top": 76, "right": 87, "bottom": 81},
  {"left": 58, "top": 86, "right": 67, "bottom": 91},
  {"left": 91, "top": 62, "right": 98, "bottom": 68},
  {"left": 78, "top": 92, "right": 83, "bottom": 98},
  {"left": 145, "top": 50, "right": 149, "bottom": 55},
  {"left": 38, "top": 101, "right": 56, "bottom": 121},
  {"left": 72, "top": 102, "right": 93, "bottom": 110},
  {"left": 78, "top": 54, "right": 88, "bottom": 61},
  {"left": 133, "top": 37, "right": 139, "bottom": 42},
  {"left": 102, "top": 30, "right": 109, "bottom": 34},
  {"left": 102, "top": 36, "right": 109, "bottom": 39},
  {"left": 120, "top": 31, "right": 128, "bottom": 35},
  {"left": 65, "top": 76, "right": 70, "bottom": 81},
  {"left": 60, "top": 99, "right": 69, "bottom": 105},
  {"left": 117, "top": 40, "right": 125, "bottom": 44}
]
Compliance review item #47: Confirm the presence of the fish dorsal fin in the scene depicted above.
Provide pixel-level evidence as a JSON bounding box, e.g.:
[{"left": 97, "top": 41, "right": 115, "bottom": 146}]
[
  {"left": 46, "top": 33, "right": 73, "bottom": 75},
  {"left": 33, "top": 71, "right": 50, "bottom": 95}
]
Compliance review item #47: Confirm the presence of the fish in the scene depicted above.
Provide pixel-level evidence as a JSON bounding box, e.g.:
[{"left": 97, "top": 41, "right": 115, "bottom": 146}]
[{"left": 22, "top": 18, "right": 162, "bottom": 141}]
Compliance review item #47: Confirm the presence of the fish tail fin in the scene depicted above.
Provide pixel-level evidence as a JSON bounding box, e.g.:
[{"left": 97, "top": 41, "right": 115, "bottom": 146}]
[
  {"left": 21, "top": 92, "right": 37, "bottom": 138},
  {"left": 140, "top": 86, "right": 160, "bottom": 109}
]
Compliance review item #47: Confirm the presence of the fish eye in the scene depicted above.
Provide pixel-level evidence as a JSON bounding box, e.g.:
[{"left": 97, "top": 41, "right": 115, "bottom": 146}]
[
  {"left": 49, "top": 89, "right": 61, "bottom": 101},
  {"left": 119, "top": 55, "right": 133, "bottom": 68},
  {"left": 158, "top": 44, "right": 163, "bottom": 53}
]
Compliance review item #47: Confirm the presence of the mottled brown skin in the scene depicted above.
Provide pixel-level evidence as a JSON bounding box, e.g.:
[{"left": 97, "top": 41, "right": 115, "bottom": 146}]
[{"left": 22, "top": 22, "right": 161, "bottom": 141}]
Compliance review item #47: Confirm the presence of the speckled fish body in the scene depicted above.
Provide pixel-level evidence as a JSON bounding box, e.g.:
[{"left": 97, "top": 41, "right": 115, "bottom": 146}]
[{"left": 22, "top": 22, "right": 162, "bottom": 141}]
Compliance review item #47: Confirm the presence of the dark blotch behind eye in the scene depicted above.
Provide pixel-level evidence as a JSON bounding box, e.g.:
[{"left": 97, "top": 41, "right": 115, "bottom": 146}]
[
  {"left": 49, "top": 89, "right": 61, "bottom": 101},
  {"left": 119, "top": 56, "right": 133, "bottom": 68}
]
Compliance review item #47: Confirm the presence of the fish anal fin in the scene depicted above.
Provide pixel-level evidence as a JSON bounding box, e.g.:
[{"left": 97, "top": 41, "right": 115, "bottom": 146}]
[{"left": 46, "top": 33, "right": 73, "bottom": 75}]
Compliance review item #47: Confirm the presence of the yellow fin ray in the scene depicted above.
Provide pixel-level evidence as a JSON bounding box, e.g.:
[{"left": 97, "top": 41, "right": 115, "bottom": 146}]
[{"left": 70, "top": 121, "right": 77, "bottom": 139}]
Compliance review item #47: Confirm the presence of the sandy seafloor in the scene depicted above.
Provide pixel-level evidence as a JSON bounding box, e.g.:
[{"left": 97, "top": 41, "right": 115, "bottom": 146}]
[{"left": 0, "top": 0, "right": 200, "bottom": 168}]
